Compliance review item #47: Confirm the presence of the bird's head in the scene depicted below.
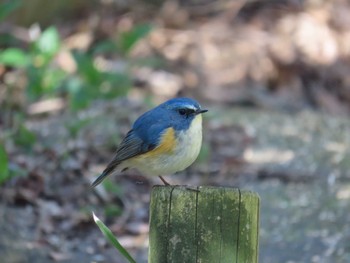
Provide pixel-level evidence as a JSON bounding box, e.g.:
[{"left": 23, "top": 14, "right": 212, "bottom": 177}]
[{"left": 160, "top": 98, "right": 208, "bottom": 131}]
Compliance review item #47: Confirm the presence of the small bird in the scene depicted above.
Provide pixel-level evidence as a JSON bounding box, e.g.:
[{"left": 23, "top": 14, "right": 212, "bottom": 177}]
[{"left": 91, "top": 97, "right": 208, "bottom": 187}]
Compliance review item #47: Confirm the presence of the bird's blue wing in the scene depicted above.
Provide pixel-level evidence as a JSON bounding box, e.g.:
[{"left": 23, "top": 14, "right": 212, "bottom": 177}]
[
  {"left": 132, "top": 106, "right": 172, "bottom": 145},
  {"left": 114, "top": 130, "right": 149, "bottom": 161},
  {"left": 113, "top": 108, "right": 171, "bottom": 163},
  {"left": 91, "top": 108, "right": 169, "bottom": 187}
]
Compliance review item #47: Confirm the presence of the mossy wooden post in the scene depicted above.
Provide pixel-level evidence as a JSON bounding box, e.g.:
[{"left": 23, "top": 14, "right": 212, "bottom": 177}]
[{"left": 149, "top": 186, "right": 260, "bottom": 263}]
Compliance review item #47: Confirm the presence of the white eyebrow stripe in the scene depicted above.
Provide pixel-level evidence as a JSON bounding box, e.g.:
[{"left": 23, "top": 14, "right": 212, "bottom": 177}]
[{"left": 183, "top": 104, "right": 197, "bottom": 110}]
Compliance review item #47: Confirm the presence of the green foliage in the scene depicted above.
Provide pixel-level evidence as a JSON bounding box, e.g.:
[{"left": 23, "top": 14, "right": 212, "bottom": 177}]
[
  {"left": 0, "top": 0, "right": 22, "bottom": 21},
  {"left": 0, "top": 26, "right": 64, "bottom": 100},
  {"left": 72, "top": 50, "right": 102, "bottom": 85},
  {"left": 0, "top": 143, "right": 27, "bottom": 184},
  {"left": 197, "top": 141, "right": 210, "bottom": 163},
  {"left": 118, "top": 24, "right": 153, "bottom": 54},
  {"left": 104, "top": 204, "right": 123, "bottom": 217},
  {"left": 65, "top": 117, "right": 92, "bottom": 138},
  {"left": 101, "top": 180, "right": 124, "bottom": 217},
  {"left": 0, "top": 0, "right": 22, "bottom": 46},
  {"left": 14, "top": 124, "right": 36, "bottom": 148},
  {"left": 27, "top": 27, "right": 64, "bottom": 100},
  {"left": 0, "top": 18, "right": 155, "bottom": 184},
  {"left": 0, "top": 48, "right": 30, "bottom": 67},
  {"left": 34, "top": 27, "right": 61, "bottom": 60},
  {"left": 0, "top": 22, "right": 153, "bottom": 111},
  {"left": 92, "top": 39, "right": 118, "bottom": 55},
  {"left": 0, "top": 144, "right": 9, "bottom": 184},
  {"left": 66, "top": 50, "right": 131, "bottom": 110},
  {"left": 102, "top": 179, "right": 123, "bottom": 196},
  {"left": 93, "top": 213, "right": 137, "bottom": 263}
]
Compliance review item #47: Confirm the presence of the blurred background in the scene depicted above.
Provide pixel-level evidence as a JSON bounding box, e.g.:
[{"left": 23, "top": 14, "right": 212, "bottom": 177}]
[{"left": 1, "top": 0, "right": 350, "bottom": 262}]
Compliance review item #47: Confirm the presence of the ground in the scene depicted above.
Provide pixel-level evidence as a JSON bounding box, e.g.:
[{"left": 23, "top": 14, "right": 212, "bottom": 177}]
[
  {"left": 2, "top": 1, "right": 350, "bottom": 262},
  {"left": 2, "top": 102, "right": 350, "bottom": 262}
]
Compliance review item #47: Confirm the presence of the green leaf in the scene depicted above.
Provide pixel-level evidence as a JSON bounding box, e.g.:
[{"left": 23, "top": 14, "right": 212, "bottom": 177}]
[
  {"left": 65, "top": 117, "right": 92, "bottom": 138},
  {"left": 0, "top": 48, "right": 30, "bottom": 67},
  {"left": 118, "top": 24, "right": 152, "bottom": 54},
  {"left": 0, "top": 33, "right": 22, "bottom": 46},
  {"left": 104, "top": 204, "right": 123, "bottom": 217},
  {"left": 42, "top": 68, "right": 67, "bottom": 93},
  {"left": 35, "top": 27, "right": 60, "bottom": 58},
  {"left": 66, "top": 77, "right": 92, "bottom": 111},
  {"left": 92, "top": 40, "right": 118, "bottom": 55},
  {"left": 26, "top": 65, "right": 44, "bottom": 100},
  {"left": 197, "top": 142, "right": 210, "bottom": 163},
  {"left": 14, "top": 124, "right": 36, "bottom": 148},
  {"left": 0, "top": 0, "right": 22, "bottom": 21},
  {"left": 129, "top": 56, "right": 163, "bottom": 68},
  {"left": 99, "top": 72, "right": 131, "bottom": 98},
  {"left": 93, "top": 213, "right": 137, "bottom": 263},
  {"left": 103, "top": 180, "right": 123, "bottom": 196},
  {"left": 71, "top": 50, "right": 102, "bottom": 85},
  {"left": 0, "top": 144, "right": 9, "bottom": 184}
]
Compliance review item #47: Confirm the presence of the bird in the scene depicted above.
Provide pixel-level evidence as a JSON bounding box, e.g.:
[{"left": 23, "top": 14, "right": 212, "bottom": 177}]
[{"left": 91, "top": 97, "right": 208, "bottom": 187}]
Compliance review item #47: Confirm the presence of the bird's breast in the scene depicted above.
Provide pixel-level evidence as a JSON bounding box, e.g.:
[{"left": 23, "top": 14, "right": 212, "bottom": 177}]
[
  {"left": 144, "top": 127, "right": 176, "bottom": 156},
  {"left": 129, "top": 114, "right": 203, "bottom": 175},
  {"left": 176, "top": 114, "right": 203, "bottom": 158}
]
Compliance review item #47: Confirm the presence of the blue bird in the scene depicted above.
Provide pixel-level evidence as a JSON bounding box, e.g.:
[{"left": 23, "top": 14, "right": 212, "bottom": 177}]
[{"left": 91, "top": 97, "right": 208, "bottom": 187}]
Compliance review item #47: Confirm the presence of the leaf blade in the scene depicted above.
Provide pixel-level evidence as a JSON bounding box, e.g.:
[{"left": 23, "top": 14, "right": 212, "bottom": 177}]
[
  {"left": 35, "top": 27, "right": 61, "bottom": 58},
  {"left": 92, "top": 212, "right": 137, "bottom": 263},
  {"left": 0, "top": 48, "right": 30, "bottom": 67},
  {"left": 118, "top": 24, "right": 152, "bottom": 54},
  {"left": 0, "top": 144, "right": 9, "bottom": 184}
]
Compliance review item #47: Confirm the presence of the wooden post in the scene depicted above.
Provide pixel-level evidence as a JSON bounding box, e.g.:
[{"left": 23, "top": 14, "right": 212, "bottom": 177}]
[{"left": 149, "top": 186, "right": 260, "bottom": 263}]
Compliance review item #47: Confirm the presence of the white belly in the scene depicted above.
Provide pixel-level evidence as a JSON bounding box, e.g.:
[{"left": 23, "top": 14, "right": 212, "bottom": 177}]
[{"left": 128, "top": 114, "right": 203, "bottom": 176}]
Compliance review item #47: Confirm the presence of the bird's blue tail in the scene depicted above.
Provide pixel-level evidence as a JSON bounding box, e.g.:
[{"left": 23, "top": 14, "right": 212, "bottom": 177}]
[{"left": 91, "top": 171, "right": 109, "bottom": 187}]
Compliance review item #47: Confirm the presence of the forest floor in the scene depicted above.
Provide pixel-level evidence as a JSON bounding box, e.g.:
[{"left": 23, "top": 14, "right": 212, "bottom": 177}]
[
  {"left": 2, "top": 1, "right": 350, "bottom": 262},
  {"left": 2, "top": 101, "right": 350, "bottom": 263}
]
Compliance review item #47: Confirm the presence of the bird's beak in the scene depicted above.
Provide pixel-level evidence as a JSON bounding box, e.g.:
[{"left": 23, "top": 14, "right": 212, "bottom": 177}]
[{"left": 196, "top": 109, "right": 208, "bottom": 114}]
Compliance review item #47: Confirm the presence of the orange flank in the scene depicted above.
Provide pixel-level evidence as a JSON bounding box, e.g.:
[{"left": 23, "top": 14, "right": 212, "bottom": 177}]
[{"left": 138, "top": 127, "right": 176, "bottom": 158}]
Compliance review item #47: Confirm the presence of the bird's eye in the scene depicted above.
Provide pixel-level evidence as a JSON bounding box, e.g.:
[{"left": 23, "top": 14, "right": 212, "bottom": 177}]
[
  {"left": 178, "top": 108, "right": 196, "bottom": 116},
  {"left": 178, "top": 109, "right": 187, "bottom": 115}
]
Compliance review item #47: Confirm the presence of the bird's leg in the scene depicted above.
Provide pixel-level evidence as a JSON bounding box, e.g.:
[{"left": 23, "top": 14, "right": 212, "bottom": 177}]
[
  {"left": 159, "top": 176, "right": 171, "bottom": 185},
  {"left": 186, "top": 186, "right": 200, "bottom": 192}
]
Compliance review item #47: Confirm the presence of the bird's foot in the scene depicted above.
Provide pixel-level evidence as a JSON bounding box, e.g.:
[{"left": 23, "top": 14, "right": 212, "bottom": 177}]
[
  {"left": 158, "top": 176, "right": 171, "bottom": 185},
  {"left": 185, "top": 186, "right": 200, "bottom": 192}
]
